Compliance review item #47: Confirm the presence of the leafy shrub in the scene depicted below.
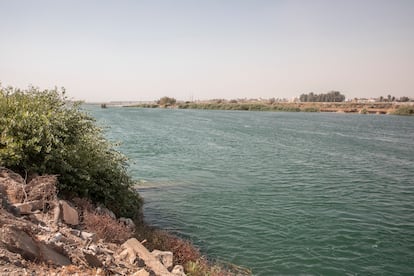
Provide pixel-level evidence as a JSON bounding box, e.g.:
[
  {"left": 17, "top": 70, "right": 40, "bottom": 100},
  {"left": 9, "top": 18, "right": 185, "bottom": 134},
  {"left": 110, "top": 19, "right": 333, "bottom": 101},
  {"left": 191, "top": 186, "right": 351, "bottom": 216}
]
[
  {"left": 0, "top": 84, "right": 142, "bottom": 218},
  {"left": 157, "top": 96, "right": 177, "bottom": 106},
  {"left": 391, "top": 106, "right": 414, "bottom": 115},
  {"left": 302, "top": 107, "right": 320, "bottom": 112},
  {"left": 271, "top": 105, "right": 300, "bottom": 112}
]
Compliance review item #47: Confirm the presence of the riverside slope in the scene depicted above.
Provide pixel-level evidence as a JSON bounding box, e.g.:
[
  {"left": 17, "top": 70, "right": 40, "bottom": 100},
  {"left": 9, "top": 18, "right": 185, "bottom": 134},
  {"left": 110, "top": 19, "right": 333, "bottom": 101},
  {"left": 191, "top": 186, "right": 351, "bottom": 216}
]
[{"left": 0, "top": 167, "right": 185, "bottom": 276}]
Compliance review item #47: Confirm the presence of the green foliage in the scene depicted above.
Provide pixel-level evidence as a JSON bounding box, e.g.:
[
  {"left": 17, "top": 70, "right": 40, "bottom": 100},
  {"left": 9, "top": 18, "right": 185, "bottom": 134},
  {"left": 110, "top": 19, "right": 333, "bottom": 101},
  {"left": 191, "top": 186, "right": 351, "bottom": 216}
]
[
  {"left": 300, "top": 91, "right": 345, "bottom": 102},
  {"left": 302, "top": 106, "right": 320, "bottom": 112},
  {"left": 0, "top": 85, "right": 142, "bottom": 218},
  {"left": 127, "top": 103, "right": 159, "bottom": 108},
  {"left": 270, "top": 105, "right": 300, "bottom": 112},
  {"left": 176, "top": 102, "right": 301, "bottom": 112},
  {"left": 391, "top": 106, "right": 414, "bottom": 115},
  {"left": 157, "top": 96, "right": 177, "bottom": 106},
  {"left": 398, "top": 96, "right": 410, "bottom": 102}
]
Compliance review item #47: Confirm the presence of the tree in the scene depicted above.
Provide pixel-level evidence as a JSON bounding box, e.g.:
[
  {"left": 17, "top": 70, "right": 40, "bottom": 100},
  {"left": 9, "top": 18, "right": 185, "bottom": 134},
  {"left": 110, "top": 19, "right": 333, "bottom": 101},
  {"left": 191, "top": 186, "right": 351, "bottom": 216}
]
[
  {"left": 299, "top": 91, "right": 345, "bottom": 102},
  {"left": 399, "top": 96, "right": 410, "bottom": 102},
  {"left": 157, "top": 96, "right": 176, "bottom": 106},
  {"left": 0, "top": 85, "right": 142, "bottom": 218}
]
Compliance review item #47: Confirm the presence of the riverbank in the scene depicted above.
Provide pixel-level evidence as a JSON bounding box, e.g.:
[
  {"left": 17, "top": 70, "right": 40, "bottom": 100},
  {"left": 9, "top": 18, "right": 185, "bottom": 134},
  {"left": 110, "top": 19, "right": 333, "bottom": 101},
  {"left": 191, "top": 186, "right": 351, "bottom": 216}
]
[
  {"left": 124, "top": 101, "right": 414, "bottom": 115},
  {"left": 0, "top": 85, "right": 251, "bottom": 275},
  {"left": 0, "top": 167, "right": 251, "bottom": 276},
  {"left": 0, "top": 167, "right": 181, "bottom": 275}
]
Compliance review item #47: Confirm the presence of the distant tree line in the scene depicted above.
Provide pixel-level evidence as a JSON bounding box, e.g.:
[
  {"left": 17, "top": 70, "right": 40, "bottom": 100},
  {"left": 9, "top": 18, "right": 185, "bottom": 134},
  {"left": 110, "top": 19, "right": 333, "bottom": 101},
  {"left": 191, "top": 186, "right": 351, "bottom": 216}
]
[
  {"left": 299, "top": 91, "right": 345, "bottom": 102},
  {"left": 378, "top": 95, "right": 410, "bottom": 102}
]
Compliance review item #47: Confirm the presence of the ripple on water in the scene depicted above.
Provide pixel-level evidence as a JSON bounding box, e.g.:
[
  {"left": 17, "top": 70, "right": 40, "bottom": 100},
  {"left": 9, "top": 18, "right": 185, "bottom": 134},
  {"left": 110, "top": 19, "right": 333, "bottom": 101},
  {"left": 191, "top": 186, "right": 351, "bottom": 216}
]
[{"left": 87, "top": 107, "right": 414, "bottom": 275}]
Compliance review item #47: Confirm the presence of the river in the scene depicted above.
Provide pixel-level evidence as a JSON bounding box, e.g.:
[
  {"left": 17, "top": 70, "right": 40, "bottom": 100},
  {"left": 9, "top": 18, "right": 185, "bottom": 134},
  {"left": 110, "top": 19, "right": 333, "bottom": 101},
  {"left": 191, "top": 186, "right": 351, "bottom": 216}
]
[{"left": 87, "top": 106, "right": 414, "bottom": 275}]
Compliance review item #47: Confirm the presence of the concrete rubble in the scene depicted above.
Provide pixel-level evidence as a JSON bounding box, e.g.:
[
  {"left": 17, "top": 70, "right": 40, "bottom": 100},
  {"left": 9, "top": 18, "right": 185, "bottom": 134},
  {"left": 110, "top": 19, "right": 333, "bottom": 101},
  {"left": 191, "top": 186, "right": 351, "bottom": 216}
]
[{"left": 0, "top": 167, "right": 186, "bottom": 276}]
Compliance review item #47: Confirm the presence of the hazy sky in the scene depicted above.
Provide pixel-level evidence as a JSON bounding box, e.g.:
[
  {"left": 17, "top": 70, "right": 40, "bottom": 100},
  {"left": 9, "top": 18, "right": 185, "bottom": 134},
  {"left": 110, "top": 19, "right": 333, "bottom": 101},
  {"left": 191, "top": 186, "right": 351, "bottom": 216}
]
[{"left": 1, "top": 0, "right": 413, "bottom": 102}]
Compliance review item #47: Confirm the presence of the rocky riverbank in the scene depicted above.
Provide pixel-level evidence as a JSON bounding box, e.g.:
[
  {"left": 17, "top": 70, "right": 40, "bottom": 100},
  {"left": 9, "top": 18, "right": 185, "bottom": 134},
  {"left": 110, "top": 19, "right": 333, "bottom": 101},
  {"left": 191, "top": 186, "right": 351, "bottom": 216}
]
[{"left": 0, "top": 167, "right": 186, "bottom": 276}]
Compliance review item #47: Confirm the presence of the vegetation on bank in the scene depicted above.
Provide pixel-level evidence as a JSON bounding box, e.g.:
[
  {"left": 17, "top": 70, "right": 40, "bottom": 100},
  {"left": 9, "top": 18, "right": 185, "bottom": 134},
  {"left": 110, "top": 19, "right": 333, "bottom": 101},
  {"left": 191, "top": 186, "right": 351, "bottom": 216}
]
[
  {"left": 0, "top": 84, "right": 141, "bottom": 218},
  {"left": 0, "top": 84, "right": 251, "bottom": 275},
  {"left": 299, "top": 90, "right": 346, "bottom": 102},
  {"left": 177, "top": 102, "right": 301, "bottom": 112},
  {"left": 134, "top": 224, "right": 251, "bottom": 276},
  {"left": 390, "top": 105, "right": 414, "bottom": 115},
  {"left": 377, "top": 95, "right": 410, "bottom": 102},
  {"left": 157, "top": 96, "right": 177, "bottom": 107},
  {"left": 126, "top": 96, "right": 414, "bottom": 116}
]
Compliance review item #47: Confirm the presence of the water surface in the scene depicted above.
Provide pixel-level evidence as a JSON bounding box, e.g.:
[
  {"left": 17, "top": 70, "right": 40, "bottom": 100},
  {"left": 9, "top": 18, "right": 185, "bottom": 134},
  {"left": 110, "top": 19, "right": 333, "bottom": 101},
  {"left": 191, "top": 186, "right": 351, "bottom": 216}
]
[{"left": 88, "top": 106, "right": 414, "bottom": 275}]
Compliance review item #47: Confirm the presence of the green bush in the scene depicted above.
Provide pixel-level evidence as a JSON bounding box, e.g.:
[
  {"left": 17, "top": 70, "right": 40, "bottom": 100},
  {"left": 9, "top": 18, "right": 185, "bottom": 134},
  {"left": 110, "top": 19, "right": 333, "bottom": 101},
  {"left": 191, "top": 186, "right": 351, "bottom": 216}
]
[
  {"left": 0, "top": 85, "right": 142, "bottom": 218},
  {"left": 271, "top": 105, "right": 300, "bottom": 112},
  {"left": 157, "top": 96, "right": 176, "bottom": 106},
  {"left": 302, "top": 106, "right": 320, "bottom": 112},
  {"left": 391, "top": 106, "right": 414, "bottom": 115}
]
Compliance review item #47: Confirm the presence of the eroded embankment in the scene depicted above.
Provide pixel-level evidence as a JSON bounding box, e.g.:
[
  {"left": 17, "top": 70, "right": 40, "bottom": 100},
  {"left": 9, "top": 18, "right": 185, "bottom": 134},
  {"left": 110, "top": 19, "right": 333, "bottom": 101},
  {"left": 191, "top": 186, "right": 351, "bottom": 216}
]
[{"left": 0, "top": 167, "right": 186, "bottom": 276}]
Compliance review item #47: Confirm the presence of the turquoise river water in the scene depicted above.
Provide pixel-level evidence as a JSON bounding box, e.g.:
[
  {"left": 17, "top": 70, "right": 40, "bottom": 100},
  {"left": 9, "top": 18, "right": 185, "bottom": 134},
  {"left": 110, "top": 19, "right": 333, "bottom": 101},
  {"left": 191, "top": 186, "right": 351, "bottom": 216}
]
[{"left": 88, "top": 106, "right": 414, "bottom": 275}]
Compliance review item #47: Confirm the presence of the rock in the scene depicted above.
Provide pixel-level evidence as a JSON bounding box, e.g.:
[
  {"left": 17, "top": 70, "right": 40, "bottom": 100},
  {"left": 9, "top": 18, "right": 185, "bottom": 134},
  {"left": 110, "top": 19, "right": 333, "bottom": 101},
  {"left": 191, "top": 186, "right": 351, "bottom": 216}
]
[
  {"left": 49, "top": 233, "right": 63, "bottom": 243},
  {"left": 12, "top": 202, "right": 32, "bottom": 215},
  {"left": 29, "top": 200, "right": 44, "bottom": 211},
  {"left": 0, "top": 167, "right": 25, "bottom": 204},
  {"left": 171, "top": 265, "right": 186, "bottom": 276},
  {"left": 0, "top": 225, "right": 39, "bottom": 261},
  {"left": 69, "top": 229, "right": 81, "bottom": 237},
  {"left": 96, "top": 206, "right": 116, "bottom": 219},
  {"left": 117, "top": 247, "right": 136, "bottom": 264},
  {"left": 59, "top": 200, "right": 79, "bottom": 226},
  {"left": 120, "top": 238, "right": 172, "bottom": 275},
  {"left": 38, "top": 243, "right": 71, "bottom": 266},
  {"left": 151, "top": 250, "right": 173, "bottom": 270},
  {"left": 120, "top": 217, "right": 136, "bottom": 229},
  {"left": 132, "top": 268, "right": 150, "bottom": 276},
  {"left": 0, "top": 225, "right": 71, "bottom": 266},
  {"left": 13, "top": 200, "right": 43, "bottom": 215},
  {"left": 81, "top": 231, "right": 97, "bottom": 242},
  {"left": 88, "top": 244, "right": 100, "bottom": 254},
  {"left": 52, "top": 203, "right": 61, "bottom": 227},
  {"left": 104, "top": 254, "right": 114, "bottom": 266},
  {"left": 83, "top": 251, "right": 103, "bottom": 268},
  {"left": 8, "top": 205, "right": 21, "bottom": 217}
]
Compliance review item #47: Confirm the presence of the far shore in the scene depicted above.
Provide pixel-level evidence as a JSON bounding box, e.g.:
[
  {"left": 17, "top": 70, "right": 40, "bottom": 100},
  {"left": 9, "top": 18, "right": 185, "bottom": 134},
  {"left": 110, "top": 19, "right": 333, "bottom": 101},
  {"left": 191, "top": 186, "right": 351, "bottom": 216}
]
[{"left": 96, "top": 101, "right": 414, "bottom": 116}]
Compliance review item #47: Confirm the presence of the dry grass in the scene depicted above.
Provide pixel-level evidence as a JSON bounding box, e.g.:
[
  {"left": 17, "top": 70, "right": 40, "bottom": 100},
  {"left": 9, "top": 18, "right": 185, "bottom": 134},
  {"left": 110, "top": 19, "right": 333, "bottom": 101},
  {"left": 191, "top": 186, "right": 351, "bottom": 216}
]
[
  {"left": 134, "top": 225, "right": 251, "bottom": 275},
  {"left": 73, "top": 198, "right": 251, "bottom": 275},
  {"left": 25, "top": 263, "right": 106, "bottom": 276},
  {"left": 0, "top": 167, "right": 26, "bottom": 204},
  {"left": 159, "top": 231, "right": 201, "bottom": 265},
  {"left": 26, "top": 175, "right": 58, "bottom": 202},
  {"left": 72, "top": 197, "right": 95, "bottom": 213},
  {"left": 72, "top": 197, "right": 134, "bottom": 244},
  {"left": 83, "top": 211, "right": 133, "bottom": 244},
  {"left": 135, "top": 225, "right": 200, "bottom": 265},
  {"left": 185, "top": 258, "right": 252, "bottom": 276}
]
